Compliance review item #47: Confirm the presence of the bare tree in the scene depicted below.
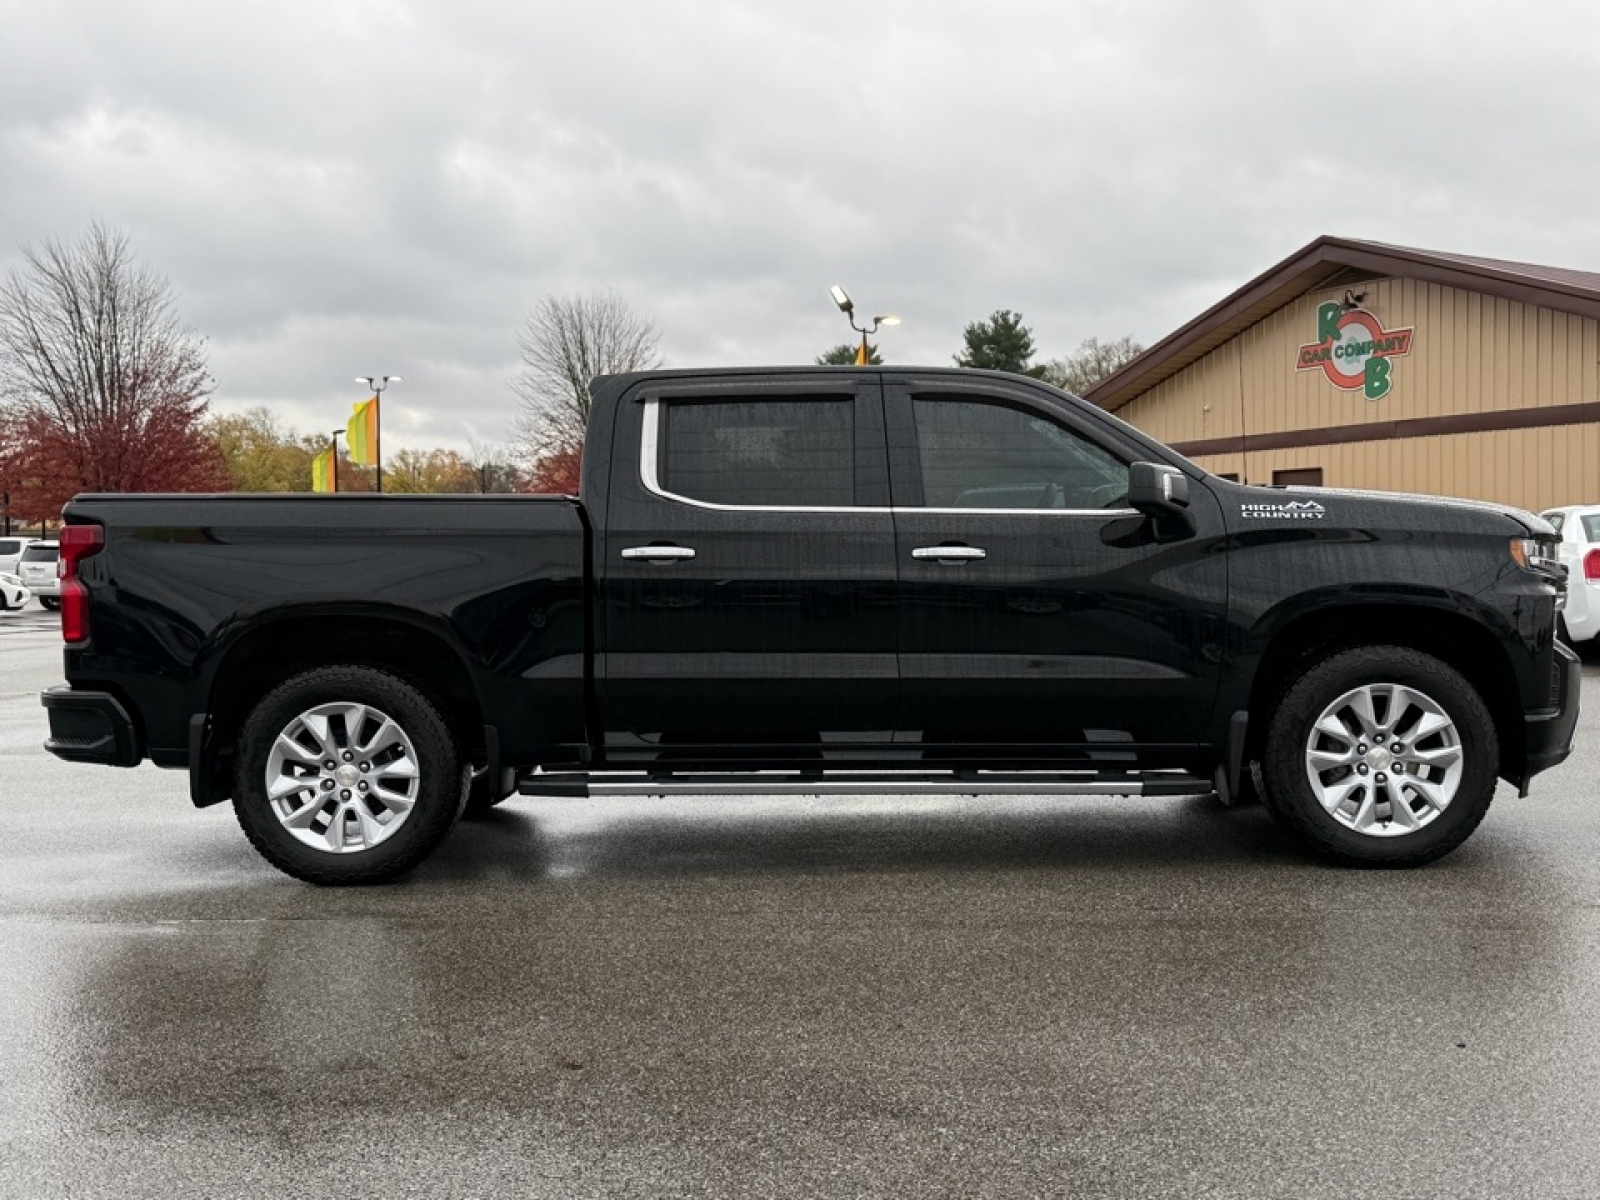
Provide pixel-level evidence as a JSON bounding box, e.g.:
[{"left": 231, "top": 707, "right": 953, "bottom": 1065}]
[
  {"left": 512, "top": 291, "right": 662, "bottom": 459},
  {"left": 1039, "top": 336, "right": 1146, "bottom": 396},
  {"left": 464, "top": 438, "right": 523, "bottom": 493},
  {"left": 0, "top": 223, "right": 226, "bottom": 504}
]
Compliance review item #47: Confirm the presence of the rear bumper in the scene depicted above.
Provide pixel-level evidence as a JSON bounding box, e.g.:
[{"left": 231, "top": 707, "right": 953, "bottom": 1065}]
[
  {"left": 41, "top": 686, "right": 141, "bottom": 767},
  {"left": 1518, "top": 640, "right": 1581, "bottom": 790}
]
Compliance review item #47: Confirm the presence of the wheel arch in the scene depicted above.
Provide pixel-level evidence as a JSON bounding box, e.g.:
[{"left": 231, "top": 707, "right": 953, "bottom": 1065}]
[
  {"left": 193, "top": 609, "right": 487, "bottom": 807},
  {"left": 1243, "top": 601, "right": 1524, "bottom": 784}
]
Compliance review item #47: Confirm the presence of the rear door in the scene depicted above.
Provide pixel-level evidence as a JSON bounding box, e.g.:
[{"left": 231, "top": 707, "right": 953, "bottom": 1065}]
[
  {"left": 885, "top": 376, "right": 1228, "bottom": 755},
  {"left": 600, "top": 375, "right": 898, "bottom": 755}
]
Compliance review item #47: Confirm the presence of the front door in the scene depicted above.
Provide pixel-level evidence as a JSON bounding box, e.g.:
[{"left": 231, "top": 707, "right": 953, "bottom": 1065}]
[
  {"left": 885, "top": 377, "right": 1228, "bottom": 756},
  {"left": 601, "top": 375, "right": 899, "bottom": 757}
]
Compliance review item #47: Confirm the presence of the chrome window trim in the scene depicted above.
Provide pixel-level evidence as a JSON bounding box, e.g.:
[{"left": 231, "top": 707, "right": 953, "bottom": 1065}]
[{"left": 639, "top": 398, "right": 1137, "bottom": 518}]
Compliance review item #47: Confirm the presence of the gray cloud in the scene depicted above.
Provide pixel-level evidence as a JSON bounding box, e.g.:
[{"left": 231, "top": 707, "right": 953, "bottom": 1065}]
[{"left": 3, "top": 0, "right": 1598, "bottom": 452}]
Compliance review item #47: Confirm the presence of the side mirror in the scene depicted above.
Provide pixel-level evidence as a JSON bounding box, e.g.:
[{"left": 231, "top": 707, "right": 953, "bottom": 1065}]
[{"left": 1127, "top": 462, "right": 1190, "bottom": 517}]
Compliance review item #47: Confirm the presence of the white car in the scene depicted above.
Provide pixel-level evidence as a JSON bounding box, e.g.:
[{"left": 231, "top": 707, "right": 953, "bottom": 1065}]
[
  {"left": 1540, "top": 505, "right": 1600, "bottom": 645},
  {"left": 0, "top": 573, "right": 30, "bottom": 611},
  {"left": 16, "top": 540, "right": 60, "bottom": 610},
  {"left": 0, "top": 536, "right": 34, "bottom": 576}
]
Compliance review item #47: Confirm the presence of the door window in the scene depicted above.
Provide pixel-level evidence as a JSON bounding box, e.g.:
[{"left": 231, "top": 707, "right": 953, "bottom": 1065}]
[
  {"left": 657, "top": 398, "right": 856, "bottom": 508},
  {"left": 910, "top": 397, "right": 1128, "bottom": 510}
]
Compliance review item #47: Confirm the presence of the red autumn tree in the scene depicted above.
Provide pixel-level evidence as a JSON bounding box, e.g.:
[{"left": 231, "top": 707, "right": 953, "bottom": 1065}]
[
  {"left": 0, "top": 223, "right": 231, "bottom": 518},
  {"left": 524, "top": 443, "right": 583, "bottom": 494}
]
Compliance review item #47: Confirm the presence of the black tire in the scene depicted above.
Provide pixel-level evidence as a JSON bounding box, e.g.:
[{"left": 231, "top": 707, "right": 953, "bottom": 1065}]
[
  {"left": 39, "top": 596, "right": 60, "bottom": 611},
  {"left": 1261, "top": 646, "right": 1498, "bottom": 867},
  {"left": 232, "top": 666, "right": 469, "bottom": 885}
]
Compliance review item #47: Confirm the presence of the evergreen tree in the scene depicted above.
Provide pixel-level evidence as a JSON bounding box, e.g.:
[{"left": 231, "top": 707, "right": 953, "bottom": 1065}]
[
  {"left": 816, "top": 341, "right": 882, "bottom": 365},
  {"left": 954, "top": 309, "right": 1043, "bottom": 376}
]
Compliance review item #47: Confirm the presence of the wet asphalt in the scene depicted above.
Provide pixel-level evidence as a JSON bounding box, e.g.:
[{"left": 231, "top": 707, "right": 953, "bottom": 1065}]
[{"left": 2, "top": 603, "right": 1598, "bottom": 1198}]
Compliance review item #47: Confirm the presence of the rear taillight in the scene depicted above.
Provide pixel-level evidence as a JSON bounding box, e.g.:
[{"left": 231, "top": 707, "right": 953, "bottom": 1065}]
[
  {"left": 58, "top": 524, "right": 103, "bottom": 644},
  {"left": 1584, "top": 549, "right": 1600, "bottom": 582}
]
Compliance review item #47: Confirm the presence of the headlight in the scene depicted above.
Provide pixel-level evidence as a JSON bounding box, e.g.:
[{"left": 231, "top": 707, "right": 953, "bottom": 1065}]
[
  {"left": 0, "top": 574, "right": 22, "bottom": 586},
  {"left": 1510, "top": 538, "right": 1560, "bottom": 573}
]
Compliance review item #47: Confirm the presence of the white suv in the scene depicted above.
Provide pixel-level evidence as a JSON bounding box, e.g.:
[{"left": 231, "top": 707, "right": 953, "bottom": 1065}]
[
  {"left": 0, "top": 536, "right": 33, "bottom": 576},
  {"left": 17, "top": 540, "right": 60, "bottom": 610},
  {"left": 1541, "top": 506, "right": 1600, "bottom": 645}
]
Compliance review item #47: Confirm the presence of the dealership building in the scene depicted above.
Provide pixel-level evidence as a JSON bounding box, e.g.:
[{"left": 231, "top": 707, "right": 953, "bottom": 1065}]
[{"left": 1084, "top": 236, "right": 1600, "bottom": 514}]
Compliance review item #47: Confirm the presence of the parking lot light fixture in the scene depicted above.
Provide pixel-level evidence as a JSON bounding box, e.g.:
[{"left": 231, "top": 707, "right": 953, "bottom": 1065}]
[{"left": 829, "top": 286, "right": 899, "bottom": 366}]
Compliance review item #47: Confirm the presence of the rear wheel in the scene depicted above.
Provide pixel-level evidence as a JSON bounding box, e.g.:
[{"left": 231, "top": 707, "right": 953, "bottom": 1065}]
[
  {"left": 232, "top": 666, "right": 468, "bottom": 884},
  {"left": 39, "top": 596, "right": 60, "bottom": 611},
  {"left": 1262, "top": 646, "right": 1498, "bottom": 866}
]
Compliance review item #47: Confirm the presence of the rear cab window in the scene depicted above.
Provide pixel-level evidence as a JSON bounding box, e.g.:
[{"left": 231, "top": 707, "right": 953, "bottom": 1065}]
[
  {"left": 21, "top": 543, "right": 58, "bottom": 563},
  {"left": 642, "top": 385, "right": 886, "bottom": 510},
  {"left": 658, "top": 398, "right": 854, "bottom": 508}
]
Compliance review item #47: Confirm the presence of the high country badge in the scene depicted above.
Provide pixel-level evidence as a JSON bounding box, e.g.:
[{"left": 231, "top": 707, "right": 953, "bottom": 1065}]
[
  {"left": 1241, "top": 500, "right": 1326, "bottom": 520},
  {"left": 1296, "top": 301, "right": 1413, "bottom": 400}
]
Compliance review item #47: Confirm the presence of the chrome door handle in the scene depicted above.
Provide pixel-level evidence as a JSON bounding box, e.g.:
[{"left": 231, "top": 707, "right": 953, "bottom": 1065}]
[
  {"left": 912, "top": 545, "right": 986, "bottom": 561},
  {"left": 621, "top": 545, "right": 696, "bottom": 561}
]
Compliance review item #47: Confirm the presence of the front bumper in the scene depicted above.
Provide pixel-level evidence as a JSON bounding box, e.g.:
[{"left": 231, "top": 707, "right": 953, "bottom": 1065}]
[
  {"left": 1519, "top": 639, "right": 1581, "bottom": 791},
  {"left": 41, "top": 686, "right": 141, "bottom": 766}
]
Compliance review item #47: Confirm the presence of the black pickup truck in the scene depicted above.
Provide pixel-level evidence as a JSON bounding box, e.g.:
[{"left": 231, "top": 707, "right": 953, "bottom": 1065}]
[{"left": 42, "top": 367, "right": 1578, "bottom": 883}]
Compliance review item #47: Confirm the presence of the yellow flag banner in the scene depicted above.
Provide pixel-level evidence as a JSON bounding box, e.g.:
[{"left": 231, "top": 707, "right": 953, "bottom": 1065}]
[
  {"left": 311, "top": 449, "right": 335, "bottom": 493},
  {"left": 854, "top": 339, "right": 869, "bottom": 367},
  {"left": 347, "top": 397, "right": 379, "bottom": 466}
]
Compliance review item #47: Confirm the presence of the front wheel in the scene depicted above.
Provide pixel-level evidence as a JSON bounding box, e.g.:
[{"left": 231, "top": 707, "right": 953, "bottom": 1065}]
[
  {"left": 233, "top": 666, "right": 468, "bottom": 884},
  {"left": 1261, "top": 646, "right": 1499, "bottom": 867}
]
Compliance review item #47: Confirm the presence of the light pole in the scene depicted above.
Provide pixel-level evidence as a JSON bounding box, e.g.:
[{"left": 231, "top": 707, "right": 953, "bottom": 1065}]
[
  {"left": 354, "top": 374, "right": 402, "bottom": 493},
  {"left": 829, "top": 285, "right": 899, "bottom": 365}
]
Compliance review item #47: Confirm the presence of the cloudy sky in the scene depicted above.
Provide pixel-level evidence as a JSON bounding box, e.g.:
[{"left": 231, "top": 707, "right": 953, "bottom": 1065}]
[{"left": 3, "top": 0, "right": 1597, "bottom": 454}]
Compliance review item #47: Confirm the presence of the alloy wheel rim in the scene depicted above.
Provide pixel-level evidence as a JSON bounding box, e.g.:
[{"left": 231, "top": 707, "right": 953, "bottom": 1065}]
[
  {"left": 265, "top": 701, "right": 421, "bottom": 854},
  {"left": 1303, "top": 682, "right": 1464, "bottom": 838}
]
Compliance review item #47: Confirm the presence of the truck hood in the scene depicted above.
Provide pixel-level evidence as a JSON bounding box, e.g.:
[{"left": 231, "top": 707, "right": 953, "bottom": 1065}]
[{"left": 1233, "top": 484, "right": 1552, "bottom": 537}]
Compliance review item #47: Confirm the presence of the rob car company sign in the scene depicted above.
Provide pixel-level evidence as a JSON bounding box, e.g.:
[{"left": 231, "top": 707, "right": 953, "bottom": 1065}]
[{"left": 1296, "top": 301, "right": 1413, "bottom": 400}]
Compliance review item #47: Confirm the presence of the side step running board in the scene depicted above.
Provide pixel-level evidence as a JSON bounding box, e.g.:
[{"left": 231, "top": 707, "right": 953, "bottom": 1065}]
[{"left": 517, "top": 769, "right": 1215, "bottom": 800}]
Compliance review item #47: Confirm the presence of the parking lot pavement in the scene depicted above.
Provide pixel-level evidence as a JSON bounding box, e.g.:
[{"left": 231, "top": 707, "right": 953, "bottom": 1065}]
[
  {"left": 0, "top": 603, "right": 58, "bottom": 634},
  {"left": 2, "top": 625, "right": 1599, "bottom": 1199}
]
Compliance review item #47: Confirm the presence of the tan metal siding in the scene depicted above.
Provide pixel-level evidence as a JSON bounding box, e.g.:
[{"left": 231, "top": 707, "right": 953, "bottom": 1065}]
[
  {"left": 1127, "top": 275, "right": 1600, "bottom": 506},
  {"left": 1197, "top": 428, "right": 1600, "bottom": 513}
]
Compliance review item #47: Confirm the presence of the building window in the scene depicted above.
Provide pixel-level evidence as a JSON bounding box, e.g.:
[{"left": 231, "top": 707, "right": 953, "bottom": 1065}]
[{"left": 1272, "top": 467, "right": 1324, "bottom": 487}]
